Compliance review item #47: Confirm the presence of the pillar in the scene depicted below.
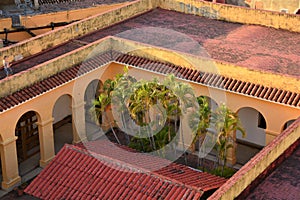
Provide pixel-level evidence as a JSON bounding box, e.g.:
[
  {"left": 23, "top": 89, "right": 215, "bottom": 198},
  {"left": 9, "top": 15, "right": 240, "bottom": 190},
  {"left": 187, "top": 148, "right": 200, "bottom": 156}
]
[
  {"left": 178, "top": 108, "right": 194, "bottom": 152},
  {"left": 33, "top": 0, "right": 39, "bottom": 9},
  {"left": 37, "top": 118, "right": 55, "bottom": 168},
  {"left": 226, "top": 131, "right": 237, "bottom": 166},
  {"left": 101, "top": 105, "right": 114, "bottom": 132},
  {"left": 72, "top": 101, "right": 87, "bottom": 143},
  {"left": 226, "top": 145, "right": 236, "bottom": 166},
  {"left": 0, "top": 136, "right": 21, "bottom": 190},
  {"left": 265, "top": 129, "right": 280, "bottom": 145}
]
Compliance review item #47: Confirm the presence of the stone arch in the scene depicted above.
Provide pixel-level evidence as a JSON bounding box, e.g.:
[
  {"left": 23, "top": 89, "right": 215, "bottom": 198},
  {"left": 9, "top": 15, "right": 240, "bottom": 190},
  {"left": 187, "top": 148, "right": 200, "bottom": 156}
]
[
  {"left": 201, "top": 95, "right": 219, "bottom": 111},
  {"left": 84, "top": 79, "right": 103, "bottom": 118},
  {"left": 296, "top": 8, "right": 300, "bottom": 14},
  {"left": 84, "top": 79, "right": 103, "bottom": 140},
  {"left": 15, "top": 110, "right": 41, "bottom": 175},
  {"left": 235, "top": 107, "right": 266, "bottom": 165},
  {"left": 52, "top": 94, "right": 73, "bottom": 153},
  {"left": 236, "top": 107, "right": 267, "bottom": 146},
  {"left": 282, "top": 119, "right": 296, "bottom": 131}
]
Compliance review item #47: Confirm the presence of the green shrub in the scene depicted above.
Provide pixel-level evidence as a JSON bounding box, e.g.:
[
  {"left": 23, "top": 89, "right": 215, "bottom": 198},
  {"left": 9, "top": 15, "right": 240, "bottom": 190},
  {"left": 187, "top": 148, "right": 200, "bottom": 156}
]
[{"left": 210, "top": 166, "right": 236, "bottom": 178}]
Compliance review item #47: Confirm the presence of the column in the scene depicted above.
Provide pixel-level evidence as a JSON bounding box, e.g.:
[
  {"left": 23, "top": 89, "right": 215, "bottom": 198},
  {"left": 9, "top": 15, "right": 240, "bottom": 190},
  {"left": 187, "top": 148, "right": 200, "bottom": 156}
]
[
  {"left": 0, "top": 137, "right": 21, "bottom": 190},
  {"left": 37, "top": 118, "right": 55, "bottom": 168},
  {"left": 101, "top": 105, "right": 113, "bottom": 132},
  {"left": 72, "top": 101, "right": 87, "bottom": 144},
  {"left": 178, "top": 109, "right": 194, "bottom": 152},
  {"left": 265, "top": 129, "right": 280, "bottom": 145},
  {"left": 226, "top": 131, "right": 237, "bottom": 166},
  {"left": 33, "top": 0, "right": 39, "bottom": 9},
  {"left": 226, "top": 146, "right": 236, "bottom": 166}
]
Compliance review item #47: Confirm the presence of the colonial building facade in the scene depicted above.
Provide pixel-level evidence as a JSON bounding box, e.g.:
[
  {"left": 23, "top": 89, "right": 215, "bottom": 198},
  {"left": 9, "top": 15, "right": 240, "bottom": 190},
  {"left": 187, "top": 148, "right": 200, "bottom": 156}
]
[{"left": 0, "top": 0, "right": 299, "bottom": 191}]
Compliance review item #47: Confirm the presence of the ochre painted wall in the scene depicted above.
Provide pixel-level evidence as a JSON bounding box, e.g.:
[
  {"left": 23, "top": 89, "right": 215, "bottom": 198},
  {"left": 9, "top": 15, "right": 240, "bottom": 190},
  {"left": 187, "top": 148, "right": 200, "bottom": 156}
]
[
  {"left": 0, "top": 0, "right": 155, "bottom": 60},
  {"left": 111, "top": 37, "right": 300, "bottom": 93},
  {"left": 208, "top": 120, "right": 300, "bottom": 200},
  {"left": 247, "top": 0, "right": 300, "bottom": 14},
  {"left": 0, "top": 3, "right": 129, "bottom": 42}
]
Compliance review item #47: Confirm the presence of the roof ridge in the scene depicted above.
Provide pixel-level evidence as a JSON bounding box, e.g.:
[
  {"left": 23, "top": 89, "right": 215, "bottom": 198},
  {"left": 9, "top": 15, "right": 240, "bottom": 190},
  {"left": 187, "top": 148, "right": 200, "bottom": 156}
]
[
  {"left": 0, "top": 50, "right": 299, "bottom": 113},
  {"left": 62, "top": 143, "right": 209, "bottom": 193}
]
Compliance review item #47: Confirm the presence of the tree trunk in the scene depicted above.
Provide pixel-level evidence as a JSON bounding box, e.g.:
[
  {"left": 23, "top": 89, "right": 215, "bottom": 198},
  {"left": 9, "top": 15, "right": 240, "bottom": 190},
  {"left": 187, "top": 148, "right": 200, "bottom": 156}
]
[{"left": 103, "top": 112, "right": 120, "bottom": 144}]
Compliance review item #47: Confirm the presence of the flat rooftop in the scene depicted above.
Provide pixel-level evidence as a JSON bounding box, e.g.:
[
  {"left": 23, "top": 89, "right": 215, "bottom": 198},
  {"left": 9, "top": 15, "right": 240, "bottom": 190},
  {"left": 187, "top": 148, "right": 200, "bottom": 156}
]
[
  {"left": 0, "top": 0, "right": 133, "bottom": 18},
  {"left": 79, "top": 8, "right": 300, "bottom": 78},
  {"left": 1, "top": 8, "right": 300, "bottom": 80},
  {"left": 246, "top": 144, "right": 300, "bottom": 199}
]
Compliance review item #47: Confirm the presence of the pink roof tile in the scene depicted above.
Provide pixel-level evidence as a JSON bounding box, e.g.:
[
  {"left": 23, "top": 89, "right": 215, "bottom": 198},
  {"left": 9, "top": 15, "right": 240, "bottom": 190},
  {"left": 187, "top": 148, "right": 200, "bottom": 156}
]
[
  {"left": 25, "top": 140, "right": 227, "bottom": 199},
  {"left": 1, "top": 51, "right": 299, "bottom": 113}
]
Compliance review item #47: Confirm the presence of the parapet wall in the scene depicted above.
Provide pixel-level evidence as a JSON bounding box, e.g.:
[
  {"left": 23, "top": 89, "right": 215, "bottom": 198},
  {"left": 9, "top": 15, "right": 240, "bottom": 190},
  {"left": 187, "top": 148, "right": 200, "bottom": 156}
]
[
  {"left": 208, "top": 118, "right": 300, "bottom": 200},
  {"left": 159, "top": 0, "right": 300, "bottom": 32},
  {"left": 0, "top": 37, "right": 112, "bottom": 98},
  {"left": 111, "top": 37, "right": 300, "bottom": 93},
  {"left": 0, "top": 0, "right": 155, "bottom": 62},
  {"left": 0, "top": 3, "right": 129, "bottom": 42},
  {"left": 1, "top": 34, "right": 300, "bottom": 99},
  {"left": 0, "top": 3, "right": 127, "bottom": 31}
]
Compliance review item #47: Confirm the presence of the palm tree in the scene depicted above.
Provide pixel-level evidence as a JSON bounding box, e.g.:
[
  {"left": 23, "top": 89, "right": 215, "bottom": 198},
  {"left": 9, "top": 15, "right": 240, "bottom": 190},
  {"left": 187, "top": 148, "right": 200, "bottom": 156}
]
[
  {"left": 90, "top": 78, "right": 121, "bottom": 144},
  {"left": 128, "top": 79, "right": 165, "bottom": 151},
  {"left": 189, "top": 96, "right": 211, "bottom": 169},
  {"left": 211, "top": 103, "right": 245, "bottom": 175},
  {"left": 111, "top": 66, "right": 137, "bottom": 145},
  {"left": 164, "top": 74, "right": 198, "bottom": 164}
]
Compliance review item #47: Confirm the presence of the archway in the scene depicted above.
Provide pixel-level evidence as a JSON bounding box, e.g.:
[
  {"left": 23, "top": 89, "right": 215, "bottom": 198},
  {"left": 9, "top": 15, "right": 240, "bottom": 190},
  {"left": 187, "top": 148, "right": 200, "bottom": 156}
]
[
  {"left": 206, "top": 96, "right": 218, "bottom": 112},
  {"left": 296, "top": 9, "right": 300, "bottom": 14},
  {"left": 15, "top": 111, "right": 40, "bottom": 176},
  {"left": 282, "top": 119, "right": 296, "bottom": 131},
  {"left": 84, "top": 79, "right": 103, "bottom": 140},
  {"left": 236, "top": 107, "right": 266, "bottom": 164},
  {"left": 52, "top": 94, "right": 73, "bottom": 153}
]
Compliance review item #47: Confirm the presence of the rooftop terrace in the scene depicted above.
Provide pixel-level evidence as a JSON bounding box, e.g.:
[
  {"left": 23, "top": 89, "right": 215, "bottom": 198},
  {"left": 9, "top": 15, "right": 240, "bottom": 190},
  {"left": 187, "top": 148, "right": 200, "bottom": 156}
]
[
  {"left": 79, "top": 8, "right": 300, "bottom": 78},
  {"left": 245, "top": 144, "right": 300, "bottom": 200},
  {"left": 0, "top": 0, "right": 134, "bottom": 18},
  {"left": 1, "top": 8, "right": 300, "bottom": 81}
]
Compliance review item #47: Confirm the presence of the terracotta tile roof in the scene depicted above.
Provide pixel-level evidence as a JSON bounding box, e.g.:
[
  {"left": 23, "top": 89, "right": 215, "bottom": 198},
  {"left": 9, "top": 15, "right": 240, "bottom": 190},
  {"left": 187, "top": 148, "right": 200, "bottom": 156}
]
[
  {"left": 0, "top": 51, "right": 299, "bottom": 113},
  {"left": 24, "top": 140, "right": 226, "bottom": 199}
]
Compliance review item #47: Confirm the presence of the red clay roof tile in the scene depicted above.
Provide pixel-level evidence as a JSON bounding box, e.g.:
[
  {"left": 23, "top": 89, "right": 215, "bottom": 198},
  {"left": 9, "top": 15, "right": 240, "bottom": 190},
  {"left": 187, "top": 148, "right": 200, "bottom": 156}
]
[
  {"left": 25, "top": 140, "right": 226, "bottom": 199},
  {"left": 1, "top": 51, "right": 299, "bottom": 113}
]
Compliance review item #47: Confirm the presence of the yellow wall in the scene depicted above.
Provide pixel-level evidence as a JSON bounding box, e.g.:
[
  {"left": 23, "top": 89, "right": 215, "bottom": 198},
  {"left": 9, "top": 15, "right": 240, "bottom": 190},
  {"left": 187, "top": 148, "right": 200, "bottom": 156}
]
[
  {"left": 0, "top": 50, "right": 299, "bottom": 190},
  {"left": 111, "top": 37, "right": 300, "bottom": 93},
  {"left": 247, "top": 0, "right": 300, "bottom": 14},
  {"left": 159, "top": 0, "right": 300, "bottom": 32},
  {"left": 0, "top": 37, "right": 112, "bottom": 98},
  {"left": 0, "top": 0, "right": 155, "bottom": 60},
  {"left": 208, "top": 119, "right": 300, "bottom": 199},
  {"left": 0, "top": 3, "right": 129, "bottom": 42},
  {"left": 2, "top": 0, "right": 300, "bottom": 66}
]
